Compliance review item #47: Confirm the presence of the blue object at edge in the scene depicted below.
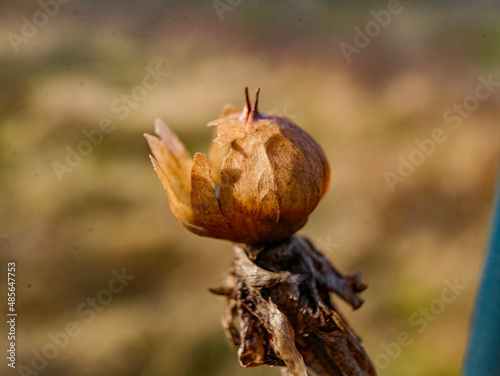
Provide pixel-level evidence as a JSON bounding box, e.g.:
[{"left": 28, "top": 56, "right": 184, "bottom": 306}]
[{"left": 463, "top": 173, "right": 500, "bottom": 375}]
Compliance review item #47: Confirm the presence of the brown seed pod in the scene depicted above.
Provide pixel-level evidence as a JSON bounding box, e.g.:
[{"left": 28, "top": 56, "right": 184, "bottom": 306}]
[{"left": 144, "top": 88, "right": 330, "bottom": 245}]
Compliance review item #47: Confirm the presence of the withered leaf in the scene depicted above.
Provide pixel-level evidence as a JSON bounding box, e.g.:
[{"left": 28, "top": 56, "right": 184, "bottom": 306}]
[{"left": 211, "top": 236, "right": 376, "bottom": 376}]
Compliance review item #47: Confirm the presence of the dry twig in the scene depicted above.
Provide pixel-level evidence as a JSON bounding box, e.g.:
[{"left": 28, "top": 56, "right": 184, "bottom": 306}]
[{"left": 211, "top": 236, "right": 376, "bottom": 376}]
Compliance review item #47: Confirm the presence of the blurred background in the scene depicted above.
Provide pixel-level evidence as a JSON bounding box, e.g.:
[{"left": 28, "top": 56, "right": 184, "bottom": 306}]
[{"left": 1, "top": 1, "right": 499, "bottom": 375}]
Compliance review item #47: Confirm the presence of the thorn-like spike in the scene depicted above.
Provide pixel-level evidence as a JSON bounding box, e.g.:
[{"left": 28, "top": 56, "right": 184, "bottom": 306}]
[
  {"left": 242, "top": 87, "right": 251, "bottom": 121},
  {"left": 250, "top": 88, "right": 260, "bottom": 121}
]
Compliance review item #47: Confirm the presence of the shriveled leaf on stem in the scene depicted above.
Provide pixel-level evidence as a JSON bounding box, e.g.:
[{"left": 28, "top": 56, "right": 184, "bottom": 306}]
[{"left": 211, "top": 236, "right": 376, "bottom": 376}]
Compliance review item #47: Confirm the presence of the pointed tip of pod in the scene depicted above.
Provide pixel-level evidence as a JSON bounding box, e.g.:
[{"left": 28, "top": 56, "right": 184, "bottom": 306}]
[
  {"left": 242, "top": 87, "right": 251, "bottom": 121},
  {"left": 242, "top": 87, "right": 261, "bottom": 122},
  {"left": 250, "top": 88, "right": 260, "bottom": 121}
]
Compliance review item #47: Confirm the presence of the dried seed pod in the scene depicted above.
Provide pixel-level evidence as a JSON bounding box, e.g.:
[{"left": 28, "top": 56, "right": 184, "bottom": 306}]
[
  {"left": 145, "top": 88, "right": 375, "bottom": 376},
  {"left": 145, "top": 88, "right": 330, "bottom": 245}
]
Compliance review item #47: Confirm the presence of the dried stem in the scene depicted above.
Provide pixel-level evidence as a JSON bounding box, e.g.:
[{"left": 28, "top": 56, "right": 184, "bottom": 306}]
[{"left": 210, "top": 235, "right": 376, "bottom": 376}]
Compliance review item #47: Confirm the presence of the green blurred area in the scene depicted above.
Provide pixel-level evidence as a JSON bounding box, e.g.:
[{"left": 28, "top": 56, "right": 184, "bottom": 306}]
[{"left": 1, "top": 1, "right": 499, "bottom": 375}]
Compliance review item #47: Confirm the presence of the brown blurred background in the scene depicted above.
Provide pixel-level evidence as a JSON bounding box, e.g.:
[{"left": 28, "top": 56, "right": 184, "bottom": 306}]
[{"left": 1, "top": 1, "right": 499, "bottom": 375}]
